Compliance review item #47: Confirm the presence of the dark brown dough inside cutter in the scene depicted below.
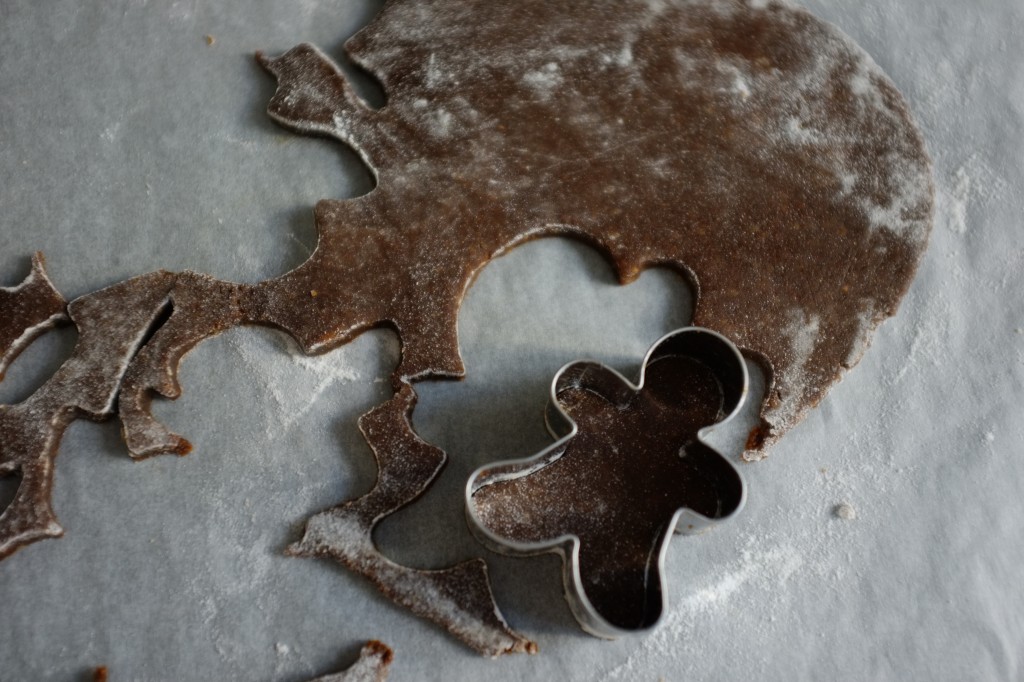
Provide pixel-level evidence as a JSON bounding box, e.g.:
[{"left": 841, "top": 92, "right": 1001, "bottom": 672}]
[{"left": 470, "top": 331, "right": 745, "bottom": 631}]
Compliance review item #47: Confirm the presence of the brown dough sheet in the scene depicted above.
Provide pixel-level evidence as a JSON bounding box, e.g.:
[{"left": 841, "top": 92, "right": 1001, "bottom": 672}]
[{"left": 0, "top": 0, "right": 932, "bottom": 662}]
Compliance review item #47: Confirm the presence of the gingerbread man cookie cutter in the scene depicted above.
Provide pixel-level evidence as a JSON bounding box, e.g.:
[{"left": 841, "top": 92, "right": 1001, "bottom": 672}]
[{"left": 465, "top": 328, "right": 748, "bottom": 638}]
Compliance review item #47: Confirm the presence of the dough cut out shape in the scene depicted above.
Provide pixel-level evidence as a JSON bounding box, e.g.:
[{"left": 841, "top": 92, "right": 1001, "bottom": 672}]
[
  {"left": 467, "top": 328, "right": 747, "bottom": 637},
  {"left": 0, "top": 0, "right": 932, "bottom": 662}
]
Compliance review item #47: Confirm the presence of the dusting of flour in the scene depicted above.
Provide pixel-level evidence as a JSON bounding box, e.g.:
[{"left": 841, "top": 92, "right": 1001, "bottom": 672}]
[{"left": 226, "top": 330, "right": 363, "bottom": 437}]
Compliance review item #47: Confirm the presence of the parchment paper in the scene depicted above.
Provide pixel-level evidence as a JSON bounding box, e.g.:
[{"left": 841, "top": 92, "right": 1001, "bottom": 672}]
[{"left": 1, "top": 1, "right": 1022, "bottom": 679}]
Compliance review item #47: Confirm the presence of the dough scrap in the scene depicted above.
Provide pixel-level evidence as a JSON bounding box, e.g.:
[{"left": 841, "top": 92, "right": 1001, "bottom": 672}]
[{"left": 308, "top": 640, "right": 394, "bottom": 682}]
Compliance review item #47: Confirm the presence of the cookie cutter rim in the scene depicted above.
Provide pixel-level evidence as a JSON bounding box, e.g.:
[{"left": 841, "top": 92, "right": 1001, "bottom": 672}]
[{"left": 464, "top": 326, "right": 749, "bottom": 639}]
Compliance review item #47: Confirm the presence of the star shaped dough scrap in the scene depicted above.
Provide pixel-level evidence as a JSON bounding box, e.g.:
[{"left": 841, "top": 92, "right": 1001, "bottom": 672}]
[{"left": 467, "top": 328, "right": 747, "bottom": 635}]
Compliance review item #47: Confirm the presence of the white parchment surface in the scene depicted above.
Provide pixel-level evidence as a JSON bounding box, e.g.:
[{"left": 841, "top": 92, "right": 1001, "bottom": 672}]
[{"left": 1, "top": 1, "right": 1022, "bottom": 679}]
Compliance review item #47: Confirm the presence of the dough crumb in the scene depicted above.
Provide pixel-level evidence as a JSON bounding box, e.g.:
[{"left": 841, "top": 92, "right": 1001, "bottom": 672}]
[
  {"left": 275, "top": 642, "right": 290, "bottom": 657},
  {"left": 834, "top": 502, "right": 856, "bottom": 520},
  {"left": 205, "top": 34, "right": 216, "bottom": 46}
]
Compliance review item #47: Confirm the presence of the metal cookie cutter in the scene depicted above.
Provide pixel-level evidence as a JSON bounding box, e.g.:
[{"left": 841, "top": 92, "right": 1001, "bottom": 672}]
[{"left": 465, "top": 327, "right": 748, "bottom": 638}]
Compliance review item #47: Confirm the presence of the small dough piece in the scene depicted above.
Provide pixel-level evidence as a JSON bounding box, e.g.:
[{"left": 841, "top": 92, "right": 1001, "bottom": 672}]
[{"left": 308, "top": 641, "right": 394, "bottom": 682}]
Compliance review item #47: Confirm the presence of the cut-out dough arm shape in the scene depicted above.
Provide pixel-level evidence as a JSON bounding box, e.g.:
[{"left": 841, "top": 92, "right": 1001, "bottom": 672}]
[{"left": 255, "top": 44, "right": 388, "bottom": 172}]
